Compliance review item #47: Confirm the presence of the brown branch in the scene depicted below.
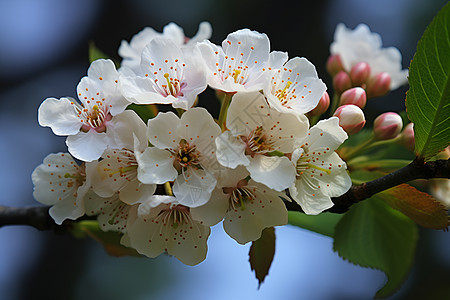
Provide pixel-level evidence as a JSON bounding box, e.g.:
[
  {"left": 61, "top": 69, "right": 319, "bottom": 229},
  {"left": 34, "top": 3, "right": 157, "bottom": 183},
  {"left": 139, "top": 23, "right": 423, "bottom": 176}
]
[
  {"left": 286, "top": 157, "right": 450, "bottom": 213},
  {"left": 0, "top": 158, "right": 449, "bottom": 229},
  {"left": 0, "top": 205, "right": 55, "bottom": 230}
]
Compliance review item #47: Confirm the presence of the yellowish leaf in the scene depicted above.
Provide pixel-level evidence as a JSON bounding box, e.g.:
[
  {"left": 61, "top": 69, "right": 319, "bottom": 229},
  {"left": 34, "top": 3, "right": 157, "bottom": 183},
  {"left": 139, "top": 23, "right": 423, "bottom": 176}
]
[{"left": 379, "top": 184, "right": 449, "bottom": 230}]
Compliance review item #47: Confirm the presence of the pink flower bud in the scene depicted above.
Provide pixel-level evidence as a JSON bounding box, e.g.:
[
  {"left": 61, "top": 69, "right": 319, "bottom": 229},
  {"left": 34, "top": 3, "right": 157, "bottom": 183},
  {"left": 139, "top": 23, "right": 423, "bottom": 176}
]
[
  {"left": 333, "top": 104, "right": 366, "bottom": 135},
  {"left": 373, "top": 112, "right": 403, "bottom": 140},
  {"left": 339, "top": 87, "right": 367, "bottom": 108},
  {"left": 307, "top": 91, "right": 330, "bottom": 116},
  {"left": 326, "top": 54, "right": 344, "bottom": 77},
  {"left": 366, "top": 72, "right": 391, "bottom": 98},
  {"left": 333, "top": 71, "right": 352, "bottom": 95},
  {"left": 350, "top": 62, "right": 371, "bottom": 86},
  {"left": 400, "top": 122, "right": 415, "bottom": 151}
]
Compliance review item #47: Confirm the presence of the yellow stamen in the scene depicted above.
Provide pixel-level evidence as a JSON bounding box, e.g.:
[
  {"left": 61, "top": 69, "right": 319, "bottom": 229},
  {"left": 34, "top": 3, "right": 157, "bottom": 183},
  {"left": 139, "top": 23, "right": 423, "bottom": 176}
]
[
  {"left": 233, "top": 69, "right": 241, "bottom": 83},
  {"left": 108, "top": 165, "right": 138, "bottom": 176},
  {"left": 306, "top": 163, "right": 332, "bottom": 175},
  {"left": 164, "top": 73, "right": 174, "bottom": 95},
  {"left": 280, "top": 81, "right": 292, "bottom": 98}
]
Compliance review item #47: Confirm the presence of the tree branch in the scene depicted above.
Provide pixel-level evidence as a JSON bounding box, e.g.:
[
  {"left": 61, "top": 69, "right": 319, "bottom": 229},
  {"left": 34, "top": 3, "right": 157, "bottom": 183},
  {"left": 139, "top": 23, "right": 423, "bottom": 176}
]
[
  {"left": 1, "top": 158, "right": 449, "bottom": 229},
  {"left": 286, "top": 157, "right": 450, "bottom": 213},
  {"left": 0, "top": 205, "right": 55, "bottom": 230}
]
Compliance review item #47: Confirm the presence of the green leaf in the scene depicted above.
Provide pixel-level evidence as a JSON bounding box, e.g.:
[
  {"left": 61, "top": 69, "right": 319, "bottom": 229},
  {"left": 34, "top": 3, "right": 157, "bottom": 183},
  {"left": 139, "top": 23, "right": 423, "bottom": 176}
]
[
  {"left": 71, "top": 220, "right": 141, "bottom": 257},
  {"left": 249, "top": 227, "right": 276, "bottom": 288},
  {"left": 379, "top": 184, "right": 449, "bottom": 230},
  {"left": 288, "top": 211, "right": 342, "bottom": 237},
  {"left": 406, "top": 3, "right": 450, "bottom": 160},
  {"left": 127, "top": 103, "right": 159, "bottom": 123},
  {"left": 89, "top": 41, "right": 110, "bottom": 63},
  {"left": 333, "top": 197, "right": 418, "bottom": 298}
]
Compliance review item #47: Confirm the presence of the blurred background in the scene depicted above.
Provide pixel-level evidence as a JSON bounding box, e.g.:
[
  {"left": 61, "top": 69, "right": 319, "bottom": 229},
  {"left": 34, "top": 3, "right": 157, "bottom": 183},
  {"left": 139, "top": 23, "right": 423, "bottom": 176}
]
[{"left": 0, "top": 0, "right": 449, "bottom": 299}]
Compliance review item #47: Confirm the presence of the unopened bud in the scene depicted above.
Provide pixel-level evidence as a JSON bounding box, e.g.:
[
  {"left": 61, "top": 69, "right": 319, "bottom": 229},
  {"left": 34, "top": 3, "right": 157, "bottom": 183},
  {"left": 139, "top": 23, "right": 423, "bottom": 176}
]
[
  {"left": 400, "top": 122, "right": 415, "bottom": 151},
  {"left": 326, "top": 54, "right": 344, "bottom": 77},
  {"left": 366, "top": 72, "right": 391, "bottom": 98},
  {"left": 339, "top": 87, "right": 367, "bottom": 108},
  {"left": 333, "top": 71, "right": 352, "bottom": 95},
  {"left": 350, "top": 62, "right": 371, "bottom": 86},
  {"left": 373, "top": 112, "right": 403, "bottom": 140},
  {"left": 333, "top": 104, "right": 366, "bottom": 135},
  {"left": 308, "top": 91, "right": 330, "bottom": 116}
]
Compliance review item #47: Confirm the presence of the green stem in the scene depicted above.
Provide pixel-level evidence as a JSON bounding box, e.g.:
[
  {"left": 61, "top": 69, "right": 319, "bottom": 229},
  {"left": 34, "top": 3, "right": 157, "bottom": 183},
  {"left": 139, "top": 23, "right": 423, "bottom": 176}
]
[
  {"left": 344, "top": 135, "right": 403, "bottom": 161},
  {"left": 328, "top": 93, "right": 340, "bottom": 116},
  {"left": 342, "top": 134, "right": 376, "bottom": 160},
  {"left": 348, "top": 158, "right": 412, "bottom": 171},
  {"left": 309, "top": 114, "right": 320, "bottom": 127},
  {"left": 218, "top": 92, "right": 233, "bottom": 131}
]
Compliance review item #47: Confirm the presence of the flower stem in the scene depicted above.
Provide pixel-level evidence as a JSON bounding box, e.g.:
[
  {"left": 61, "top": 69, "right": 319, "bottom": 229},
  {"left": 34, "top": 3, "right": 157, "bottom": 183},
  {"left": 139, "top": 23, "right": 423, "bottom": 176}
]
[
  {"left": 343, "top": 135, "right": 402, "bottom": 161},
  {"left": 218, "top": 92, "right": 233, "bottom": 131},
  {"left": 328, "top": 93, "right": 340, "bottom": 116},
  {"left": 342, "top": 134, "right": 376, "bottom": 160}
]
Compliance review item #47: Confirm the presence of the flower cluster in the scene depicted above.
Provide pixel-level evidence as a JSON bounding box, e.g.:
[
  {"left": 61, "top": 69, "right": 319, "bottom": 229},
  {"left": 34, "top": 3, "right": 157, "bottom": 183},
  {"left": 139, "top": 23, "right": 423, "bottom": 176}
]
[{"left": 31, "top": 21, "right": 410, "bottom": 266}]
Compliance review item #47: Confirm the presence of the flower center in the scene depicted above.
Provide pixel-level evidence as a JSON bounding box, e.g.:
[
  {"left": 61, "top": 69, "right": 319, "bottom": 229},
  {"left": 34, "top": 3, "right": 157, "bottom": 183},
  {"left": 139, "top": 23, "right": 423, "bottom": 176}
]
[
  {"left": 223, "top": 179, "right": 255, "bottom": 211},
  {"left": 295, "top": 147, "right": 332, "bottom": 176},
  {"left": 174, "top": 140, "right": 201, "bottom": 168},
  {"left": 102, "top": 149, "right": 138, "bottom": 181},
  {"left": 147, "top": 59, "right": 186, "bottom": 98},
  {"left": 74, "top": 103, "right": 112, "bottom": 133},
  {"left": 241, "top": 126, "right": 274, "bottom": 156},
  {"left": 157, "top": 204, "right": 192, "bottom": 229}
]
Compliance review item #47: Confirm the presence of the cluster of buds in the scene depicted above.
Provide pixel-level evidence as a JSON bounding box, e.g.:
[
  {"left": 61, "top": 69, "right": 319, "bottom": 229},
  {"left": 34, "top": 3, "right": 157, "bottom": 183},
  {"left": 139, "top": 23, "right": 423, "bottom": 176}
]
[
  {"left": 32, "top": 23, "right": 357, "bottom": 266},
  {"left": 320, "top": 24, "right": 408, "bottom": 138}
]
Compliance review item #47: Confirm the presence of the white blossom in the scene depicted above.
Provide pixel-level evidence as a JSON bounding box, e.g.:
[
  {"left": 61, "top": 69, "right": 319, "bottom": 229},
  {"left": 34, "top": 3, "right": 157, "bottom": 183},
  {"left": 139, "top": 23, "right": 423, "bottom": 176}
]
[
  {"left": 137, "top": 108, "right": 221, "bottom": 207},
  {"left": 198, "top": 29, "right": 287, "bottom": 93},
  {"left": 330, "top": 23, "right": 408, "bottom": 90},
  {"left": 192, "top": 167, "right": 288, "bottom": 244},
  {"left": 119, "top": 22, "right": 212, "bottom": 72},
  {"left": 263, "top": 57, "right": 327, "bottom": 115},
  {"left": 32, "top": 153, "right": 92, "bottom": 224},
  {"left": 120, "top": 37, "right": 208, "bottom": 110},
  {"left": 216, "top": 92, "right": 309, "bottom": 191},
  {"left": 89, "top": 110, "right": 157, "bottom": 208},
  {"left": 123, "top": 195, "right": 211, "bottom": 266},
  {"left": 289, "top": 117, "right": 352, "bottom": 214},
  {"left": 38, "top": 59, "right": 132, "bottom": 162}
]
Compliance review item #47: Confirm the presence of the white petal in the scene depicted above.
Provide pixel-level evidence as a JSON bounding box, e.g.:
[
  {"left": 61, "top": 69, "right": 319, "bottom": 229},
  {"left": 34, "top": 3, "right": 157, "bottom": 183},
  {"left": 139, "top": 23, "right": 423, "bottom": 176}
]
[
  {"left": 247, "top": 155, "right": 296, "bottom": 191},
  {"left": 136, "top": 147, "right": 177, "bottom": 184},
  {"left": 66, "top": 130, "right": 109, "bottom": 162},
  {"left": 32, "top": 152, "right": 85, "bottom": 224},
  {"left": 223, "top": 181, "right": 288, "bottom": 244},
  {"left": 147, "top": 111, "right": 180, "bottom": 150},
  {"left": 268, "top": 51, "right": 288, "bottom": 69},
  {"left": 126, "top": 203, "right": 210, "bottom": 265},
  {"left": 215, "top": 131, "right": 249, "bottom": 168},
  {"left": 120, "top": 180, "right": 157, "bottom": 206},
  {"left": 264, "top": 57, "right": 327, "bottom": 115},
  {"left": 177, "top": 107, "right": 221, "bottom": 152},
  {"left": 187, "top": 21, "right": 212, "bottom": 45},
  {"left": 305, "top": 117, "right": 348, "bottom": 152},
  {"left": 190, "top": 189, "right": 229, "bottom": 226},
  {"left": 289, "top": 179, "right": 334, "bottom": 215},
  {"left": 172, "top": 168, "right": 216, "bottom": 207},
  {"left": 162, "top": 22, "right": 185, "bottom": 44},
  {"left": 318, "top": 152, "right": 352, "bottom": 198},
  {"left": 106, "top": 110, "right": 147, "bottom": 150},
  {"left": 38, "top": 97, "right": 81, "bottom": 136}
]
